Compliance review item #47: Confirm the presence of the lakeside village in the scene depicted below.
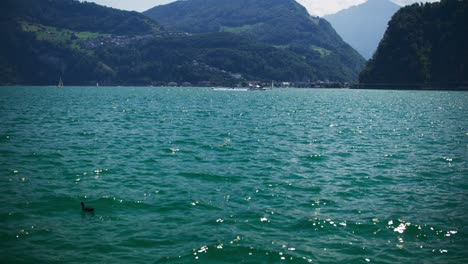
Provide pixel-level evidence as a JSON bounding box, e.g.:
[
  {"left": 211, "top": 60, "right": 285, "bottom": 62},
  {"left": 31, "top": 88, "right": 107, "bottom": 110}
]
[
  {"left": 149, "top": 80, "right": 351, "bottom": 89},
  {"left": 80, "top": 35, "right": 352, "bottom": 89}
]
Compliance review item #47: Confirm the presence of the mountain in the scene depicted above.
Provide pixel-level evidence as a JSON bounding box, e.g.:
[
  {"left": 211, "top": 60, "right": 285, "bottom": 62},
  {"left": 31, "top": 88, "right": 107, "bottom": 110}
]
[
  {"left": 359, "top": 0, "right": 468, "bottom": 89},
  {"left": 0, "top": 0, "right": 348, "bottom": 86},
  {"left": 324, "top": 0, "right": 400, "bottom": 60},
  {"left": 1, "top": 0, "right": 162, "bottom": 35},
  {"left": 0, "top": 0, "right": 161, "bottom": 85},
  {"left": 144, "top": 0, "right": 366, "bottom": 82}
]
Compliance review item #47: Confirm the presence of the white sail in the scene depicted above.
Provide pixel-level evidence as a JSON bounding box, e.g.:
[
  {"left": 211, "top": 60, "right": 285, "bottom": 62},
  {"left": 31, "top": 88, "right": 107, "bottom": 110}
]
[{"left": 57, "top": 77, "right": 64, "bottom": 88}]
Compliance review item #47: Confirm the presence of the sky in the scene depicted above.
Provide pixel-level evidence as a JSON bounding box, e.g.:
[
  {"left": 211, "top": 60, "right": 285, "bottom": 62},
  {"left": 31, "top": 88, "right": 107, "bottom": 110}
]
[
  {"left": 84, "top": 0, "right": 441, "bottom": 16},
  {"left": 297, "top": 0, "right": 440, "bottom": 16}
]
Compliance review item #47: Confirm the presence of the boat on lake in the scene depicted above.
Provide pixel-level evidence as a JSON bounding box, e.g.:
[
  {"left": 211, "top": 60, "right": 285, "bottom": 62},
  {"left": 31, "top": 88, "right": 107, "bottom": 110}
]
[
  {"left": 57, "top": 77, "right": 64, "bottom": 88},
  {"left": 248, "top": 84, "right": 269, "bottom": 91}
]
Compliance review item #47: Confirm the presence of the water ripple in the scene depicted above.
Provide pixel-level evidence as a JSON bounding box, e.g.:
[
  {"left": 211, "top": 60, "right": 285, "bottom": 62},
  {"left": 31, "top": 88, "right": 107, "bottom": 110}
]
[{"left": 0, "top": 87, "right": 466, "bottom": 263}]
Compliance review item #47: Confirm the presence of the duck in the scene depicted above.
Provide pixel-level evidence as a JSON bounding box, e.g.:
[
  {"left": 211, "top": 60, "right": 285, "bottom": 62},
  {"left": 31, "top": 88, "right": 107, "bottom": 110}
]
[{"left": 81, "top": 201, "right": 94, "bottom": 212}]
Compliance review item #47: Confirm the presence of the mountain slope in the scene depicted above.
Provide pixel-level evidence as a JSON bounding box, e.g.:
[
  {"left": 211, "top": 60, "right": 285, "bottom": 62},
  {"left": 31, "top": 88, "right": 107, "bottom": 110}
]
[
  {"left": 2, "top": 0, "right": 162, "bottom": 35},
  {"left": 359, "top": 0, "right": 468, "bottom": 89},
  {"left": 0, "top": 0, "right": 330, "bottom": 85},
  {"left": 324, "top": 0, "right": 400, "bottom": 60},
  {"left": 0, "top": 0, "right": 162, "bottom": 85},
  {"left": 144, "top": 0, "right": 366, "bottom": 82},
  {"left": 97, "top": 33, "right": 322, "bottom": 84}
]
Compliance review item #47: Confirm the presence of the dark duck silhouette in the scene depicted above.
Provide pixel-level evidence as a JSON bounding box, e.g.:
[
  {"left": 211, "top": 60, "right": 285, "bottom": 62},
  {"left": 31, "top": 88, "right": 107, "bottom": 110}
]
[{"left": 81, "top": 201, "right": 94, "bottom": 212}]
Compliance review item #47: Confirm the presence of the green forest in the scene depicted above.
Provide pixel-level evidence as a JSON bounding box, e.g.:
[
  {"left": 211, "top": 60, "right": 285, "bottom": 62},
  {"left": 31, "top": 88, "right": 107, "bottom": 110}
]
[
  {"left": 145, "top": 0, "right": 365, "bottom": 82},
  {"left": 2, "top": 0, "right": 466, "bottom": 89},
  {"left": 0, "top": 0, "right": 364, "bottom": 86},
  {"left": 359, "top": 0, "right": 468, "bottom": 89}
]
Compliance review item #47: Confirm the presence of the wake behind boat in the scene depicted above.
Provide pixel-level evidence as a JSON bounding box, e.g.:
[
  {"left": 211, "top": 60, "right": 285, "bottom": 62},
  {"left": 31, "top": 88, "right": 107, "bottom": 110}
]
[{"left": 212, "top": 87, "right": 249, "bottom": 92}]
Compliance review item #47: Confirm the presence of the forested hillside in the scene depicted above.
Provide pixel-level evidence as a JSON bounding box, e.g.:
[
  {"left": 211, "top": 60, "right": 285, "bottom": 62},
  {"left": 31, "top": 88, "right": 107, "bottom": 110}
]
[
  {"left": 2, "top": 0, "right": 162, "bottom": 35},
  {"left": 359, "top": 0, "right": 468, "bottom": 89},
  {"left": 144, "top": 0, "right": 366, "bottom": 82},
  {"left": 1, "top": 0, "right": 366, "bottom": 86},
  {"left": 1, "top": 0, "right": 159, "bottom": 85}
]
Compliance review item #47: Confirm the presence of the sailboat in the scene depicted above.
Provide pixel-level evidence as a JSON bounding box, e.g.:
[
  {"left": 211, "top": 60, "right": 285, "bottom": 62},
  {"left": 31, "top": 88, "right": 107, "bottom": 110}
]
[{"left": 57, "top": 77, "right": 64, "bottom": 88}]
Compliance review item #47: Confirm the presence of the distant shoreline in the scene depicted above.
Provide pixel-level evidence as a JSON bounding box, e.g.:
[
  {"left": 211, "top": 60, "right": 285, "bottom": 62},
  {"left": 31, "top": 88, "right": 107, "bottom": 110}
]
[
  {"left": 352, "top": 83, "right": 468, "bottom": 91},
  {"left": 1, "top": 85, "right": 468, "bottom": 91}
]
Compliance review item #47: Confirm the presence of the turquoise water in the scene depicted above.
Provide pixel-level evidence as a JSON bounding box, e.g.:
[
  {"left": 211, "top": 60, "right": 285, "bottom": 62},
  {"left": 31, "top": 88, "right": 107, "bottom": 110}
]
[{"left": 0, "top": 87, "right": 467, "bottom": 263}]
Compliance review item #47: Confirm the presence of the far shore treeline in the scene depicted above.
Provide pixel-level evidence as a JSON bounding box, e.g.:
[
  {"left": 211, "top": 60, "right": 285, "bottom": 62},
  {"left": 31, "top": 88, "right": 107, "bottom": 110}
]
[{"left": 0, "top": 0, "right": 467, "bottom": 90}]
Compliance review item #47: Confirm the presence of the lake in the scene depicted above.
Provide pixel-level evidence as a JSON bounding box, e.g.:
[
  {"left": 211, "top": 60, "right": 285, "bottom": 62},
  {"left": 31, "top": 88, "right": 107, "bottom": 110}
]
[{"left": 0, "top": 87, "right": 466, "bottom": 263}]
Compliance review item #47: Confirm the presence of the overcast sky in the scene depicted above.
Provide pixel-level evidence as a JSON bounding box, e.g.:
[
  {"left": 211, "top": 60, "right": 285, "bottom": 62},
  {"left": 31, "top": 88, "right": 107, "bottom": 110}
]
[{"left": 84, "top": 0, "right": 441, "bottom": 16}]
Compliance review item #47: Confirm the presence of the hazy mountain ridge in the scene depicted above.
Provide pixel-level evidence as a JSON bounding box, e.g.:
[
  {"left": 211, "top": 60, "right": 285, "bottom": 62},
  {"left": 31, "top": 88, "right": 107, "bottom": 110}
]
[
  {"left": 324, "top": 0, "right": 400, "bottom": 60},
  {"left": 359, "top": 0, "right": 468, "bottom": 89}
]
